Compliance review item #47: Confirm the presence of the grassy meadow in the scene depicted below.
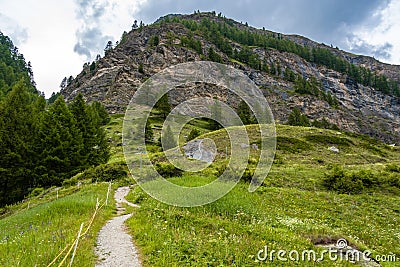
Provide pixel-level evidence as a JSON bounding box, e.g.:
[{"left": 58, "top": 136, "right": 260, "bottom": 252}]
[
  {"left": 0, "top": 183, "right": 116, "bottom": 266},
  {"left": 0, "top": 113, "right": 399, "bottom": 266}
]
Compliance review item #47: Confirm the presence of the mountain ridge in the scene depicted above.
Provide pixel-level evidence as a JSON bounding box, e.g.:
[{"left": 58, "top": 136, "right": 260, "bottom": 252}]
[{"left": 61, "top": 12, "right": 400, "bottom": 143}]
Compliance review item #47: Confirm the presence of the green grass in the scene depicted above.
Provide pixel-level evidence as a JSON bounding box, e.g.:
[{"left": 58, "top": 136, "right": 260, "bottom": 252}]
[
  {"left": 105, "top": 114, "right": 126, "bottom": 164},
  {"left": 0, "top": 183, "right": 115, "bottom": 267},
  {"left": 126, "top": 181, "right": 400, "bottom": 266},
  {"left": 122, "top": 120, "right": 400, "bottom": 266},
  {"left": 2, "top": 114, "right": 400, "bottom": 266}
]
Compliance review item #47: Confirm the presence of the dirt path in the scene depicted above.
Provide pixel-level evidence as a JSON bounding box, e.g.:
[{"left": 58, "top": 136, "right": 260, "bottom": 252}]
[{"left": 95, "top": 186, "right": 141, "bottom": 267}]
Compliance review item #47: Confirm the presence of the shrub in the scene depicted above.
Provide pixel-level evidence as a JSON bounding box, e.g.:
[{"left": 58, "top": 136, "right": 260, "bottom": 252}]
[
  {"left": 148, "top": 35, "right": 160, "bottom": 46},
  {"left": 187, "top": 128, "right": 201, "bottom": 141},
  {"left": 138, "top": 63, "right": 144, "bottom": 74},
  {"left": 277, "top": 137, "right": 311, "bottom": 153},
  {"left": 82, "top": 163, "right": 127, "bottom": 183},
  {"left": 287, "top": 108, "right": 310, "bottom": 127},
  {"left": 322, "top": 166, "right": 400, "bottom": 194},
  {"left": 155, "top": 162, "right": 183, "bottom": 178},
  {"left": 322, "top": 166, "right": 364, "bottom": 194},
  {"left": 386, "top": 163, "right": 400, "bottom": 173},
  {"left": 312, "top": 118, "right": 340, "bottom": 130},
  {"left": 29, "top": 187, "right": 44, "bottom": 198},
  {"left": 387, "top": 174, "right": 400, "bottom": 188},
  {"left": 0, "top": 206, "right": 10, "bottom": 216},
  {"left": 62, "top": 176, "right": 79, "bottom": 187},
  {"left": 217, "top": 165, "right": 255, "bottom": 183},
  {"left": 305, "top": 135, "right": 353, "bottom": 146},
  {"left": 241, "top": 167, "right": 256, "bottom": 183}
]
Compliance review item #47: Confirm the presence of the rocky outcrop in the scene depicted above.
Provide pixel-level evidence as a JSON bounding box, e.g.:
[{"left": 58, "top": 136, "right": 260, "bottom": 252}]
[{"left": 61, "top": 13, "right": 400, "bottom": 143}]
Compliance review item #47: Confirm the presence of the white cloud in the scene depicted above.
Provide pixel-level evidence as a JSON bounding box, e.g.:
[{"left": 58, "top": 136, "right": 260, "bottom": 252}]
[
  {"left": 0, "top": 13, "right": 28, "bottom": 46},
  {"left": 345, "top": 0, "right": 400, "bottom": 64},
  {"left": 0, "top": 0, "right": 146, "bottom": 97},
  {"left": 73, "top": 0, "right": 148, "bottom": 60},
  {"left": 0, "top": 0, "right": 397, "bottom": 98}
]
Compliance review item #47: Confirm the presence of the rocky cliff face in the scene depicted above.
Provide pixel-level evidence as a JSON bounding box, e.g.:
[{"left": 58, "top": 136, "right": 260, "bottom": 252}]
[{"left": 61, "top": 13, "right": 400, "bottom": 144}]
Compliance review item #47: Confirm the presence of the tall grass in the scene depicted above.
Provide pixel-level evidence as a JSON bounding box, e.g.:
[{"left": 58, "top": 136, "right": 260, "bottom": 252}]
[
  {"left": 126, "top": 181, "right": 400, "bottom": 266},
  {"left": 0, "top": 183, "right": 115, "bottom": 267}
]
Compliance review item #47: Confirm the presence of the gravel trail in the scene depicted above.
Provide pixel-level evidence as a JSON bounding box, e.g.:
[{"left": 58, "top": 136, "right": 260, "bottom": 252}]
[{"left": 95, "top": 186, "right": 141, "bottom": 267}]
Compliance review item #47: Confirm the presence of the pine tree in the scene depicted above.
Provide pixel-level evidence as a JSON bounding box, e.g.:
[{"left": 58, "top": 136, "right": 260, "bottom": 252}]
[
  {"left": 187, "top": 128, "right": 200, "bottom": 141},
  {"left": 145, "top": 121, "right": 154, "bottom": 143},
  {"left": 104, "top": 41, "right": 113, "bottom": 54},
  {"left": 138, "top": 63, "right": 144, "bottom": 74},
  {"left": 37, "top": 96, "right": 84, "bottom": 185},
  {"left": 90, "top": 62, "right": 96, "bottom": 73},
  {"left": 69, "top": 94, "right": 109, "bottom": 167},
  {"left": 91, "top": 101, "right": 110, "bottom": 125},
  {"left": 85, "top": 104, "right": 110, "bottom": 165},
  {"left": 237, "top": 100, "right": 253, "bottom": 125},
  {"left": 0, "top": 80, "right": 37, "bottom": 205},
  {"left": 155, "top": 94, "right": 171, "bottom": 119},
  {"left": 209, "top": 99, "right": 222, "bottom": 130},
  {"left": 162, "top": 125, "right": 176, "bottom": 150},
  {"left": 208, "top": 47, "right": 223, "bottom": 63},
  {"left": 287, "top": 108, "right": 310, "bottom": 127},
  {"left": 60, "top": 77, "right": 67, "bottom": 90}
]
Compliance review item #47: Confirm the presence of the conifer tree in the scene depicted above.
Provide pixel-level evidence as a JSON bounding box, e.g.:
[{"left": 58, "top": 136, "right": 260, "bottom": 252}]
[
  {"left": 0, "top": 80, "right": 37, "bottom": 204},
  {"left": 37, "top": 96, "right": 83, "bottom": 185},
  {"left": 162, "top": 125, "right": 176, "bottom": 150},
  {"left": 145, "top": 121, "right": 154, "bottom": 143},
  {"left": 187, "top": 128, "right": 200, "bottom": 141},
  {"left": 237, "top": 100, "right": 253, "bottom": 125},
  {"left": 69, "top": 94, "right": 110, "bottom": 167},
  {"left": 287, "top": 108, "right": 310, "bottom": 127},
  {"left": 155, "top": 94, "right": 171, "bottom": 119},
  {"left": 209, "top": 99, "right": 222, "bottom": 130}
]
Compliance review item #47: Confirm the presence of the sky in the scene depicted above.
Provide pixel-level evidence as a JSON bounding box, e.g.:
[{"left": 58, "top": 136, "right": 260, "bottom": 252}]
[{"left": 0, "top": 0, "right": 399, "bottom": 97}]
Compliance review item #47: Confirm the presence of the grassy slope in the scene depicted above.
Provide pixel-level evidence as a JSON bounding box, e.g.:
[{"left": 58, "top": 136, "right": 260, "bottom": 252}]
[
  {"left": 0, "top": 182, "right": 116, "bottom": 266},
  {"left": 124, "top": 118, "right": 400, "bottom": 266},
  {"left": 0, "top": 114, "right": 131, "bottom": 267},
  {"left": 1, "top": 115, "right": 399, "bottom": 266}
]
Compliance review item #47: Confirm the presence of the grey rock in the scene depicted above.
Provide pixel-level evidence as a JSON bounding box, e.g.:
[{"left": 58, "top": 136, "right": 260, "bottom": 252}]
[
  {"left": 328, "top": 146, "right": 340, "bottom": 153},
  {"left": 183, "top": 139, "right": 216, "bottom": 163}
]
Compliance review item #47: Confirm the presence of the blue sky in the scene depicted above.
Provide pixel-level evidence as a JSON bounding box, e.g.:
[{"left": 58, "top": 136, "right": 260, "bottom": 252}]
[{"left": 0, "top": 0, "right": 399, "bottom": 97}]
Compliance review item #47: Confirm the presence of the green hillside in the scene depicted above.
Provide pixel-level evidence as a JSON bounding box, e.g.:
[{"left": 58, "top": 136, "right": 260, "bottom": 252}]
[
  {"left": 1, "top": 112, "right": 399, "bottom": 266},
  {"left": 124, "top": 120, "right": 400, "bottom": 266}
]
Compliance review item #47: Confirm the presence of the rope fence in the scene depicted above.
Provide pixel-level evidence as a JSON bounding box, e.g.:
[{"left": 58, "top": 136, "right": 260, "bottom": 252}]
[{"left": 47, "top": 183, "right": 112, "bottom": 267}]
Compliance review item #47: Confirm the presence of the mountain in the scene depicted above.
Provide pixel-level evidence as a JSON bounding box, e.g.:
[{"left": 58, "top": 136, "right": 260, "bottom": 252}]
[{"left": 61, "top": 12, "right": 400, "bottom": 143}]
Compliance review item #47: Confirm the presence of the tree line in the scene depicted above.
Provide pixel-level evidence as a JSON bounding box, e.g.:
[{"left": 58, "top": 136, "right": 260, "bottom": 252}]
[
  {"left": 160, "top": 16, "right": 400, "bottom": 97},
  {"left": 0, "top": 82, "right": 110, "bottom": 206},
  {"left": 0, "top": 31, "right": 37, "bottom": 100}
]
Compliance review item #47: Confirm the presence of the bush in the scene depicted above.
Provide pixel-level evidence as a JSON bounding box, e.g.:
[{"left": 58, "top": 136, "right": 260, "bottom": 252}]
[
  {"left": 83, "top": 163, "right": 128, "bottom": 183},
  {"left": 387, "top": 173, "right": 400, "bottom": 188},
  {"left": 155, "top": 162, "right": 183, "bottom": 178},
  {"left": 0, "top": 206, "right": 10, "bottom": 216},
  {"left": 305, "top": 135, "right": 353, "bottom": 146},
  {"left": 386, "top": 163, "right": 400, "bottom": 173},
  {"left": 323, "top": 166, "right": 400, "bottom": 194},
  {"left": 241, "top": 167, "right": 256, "bottom": 183},
  {"left": 29, "top": 187, "right": 44, "bottom": 198},
  {"left": 287, "top": 108, "right": 310, "bottom": 127},
  {"left": 148, "top": 35, "right": 160, "bottom": 46},
  {"left": 312, "top": 118, "right": 339, "bottom": 130},
  {"left": 322, "top": 166, "right": 364, "bottom": 194},
  {"left": 277, "top": 137, "right": 311, "bottom": 153},
  {"left": 62, "top": 176, "right": 79, "bottom": 187},
  {"left": 187, "top": 128, "right": 201, "bottom": 141},
  {"left": 217, "top": 165, "right": 255, "bottom": 183}
]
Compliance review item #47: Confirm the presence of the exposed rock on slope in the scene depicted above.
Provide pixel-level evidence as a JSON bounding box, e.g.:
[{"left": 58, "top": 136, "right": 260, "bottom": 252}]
[{"left": 61, "top": 13, "right": 400, "bottom": 143}]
